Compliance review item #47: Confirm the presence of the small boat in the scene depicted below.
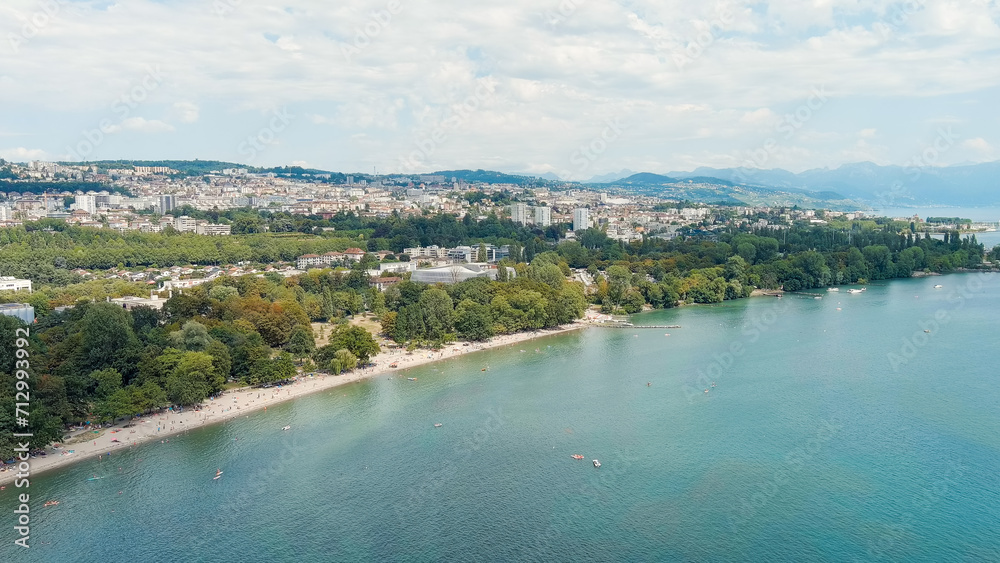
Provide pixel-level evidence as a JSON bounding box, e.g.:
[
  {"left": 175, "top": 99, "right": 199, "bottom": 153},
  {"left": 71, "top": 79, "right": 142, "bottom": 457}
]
[
  {"left": 924, "top": 329, "right": 931, "bottom": 333},
  {"left": 407, "top": 377, "right": 417, "bottom": 381},
  {"left": 593, "top": 460, "right": 601, "bottom": 468},
  {"left": 481, "top": 368, "right": 487, "bottom": 372},
  {"left": 434, "top": 423, "right": 443, "bottom": 428},
  {"left": 934, "top": 284, "right": 943, "bottom": 289},
  {"left": 44, "top": 500, "right": 59, "bottom": 507},
  {"left": 847, "top": 288, "right": 865, "bottom": 294},
  {"left": 213, "top": 469, "right": 223, "bottom": 480},
  {"left": 571, "top": 454, "right": 584, "bottom": 460},
  {"left": 827, "top": 288, "right": 839, "bottom": 292},
  {"left": 86, "top": 476, "right": 104, "bottom": 481},
  {"left": 282, "top": 425, "right": 291, "bottom": 431}
]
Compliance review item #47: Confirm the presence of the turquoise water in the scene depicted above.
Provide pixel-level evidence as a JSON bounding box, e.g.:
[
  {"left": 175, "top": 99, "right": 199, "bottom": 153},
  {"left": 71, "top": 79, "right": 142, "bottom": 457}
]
[{"left": 3, "top": 275, "right": 999, "bottom": 562}]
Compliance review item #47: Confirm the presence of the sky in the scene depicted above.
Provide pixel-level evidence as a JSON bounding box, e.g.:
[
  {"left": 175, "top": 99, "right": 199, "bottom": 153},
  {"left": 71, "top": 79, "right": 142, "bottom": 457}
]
[{"left": 1, "top": 0, "right": 999, "bottom": 180}]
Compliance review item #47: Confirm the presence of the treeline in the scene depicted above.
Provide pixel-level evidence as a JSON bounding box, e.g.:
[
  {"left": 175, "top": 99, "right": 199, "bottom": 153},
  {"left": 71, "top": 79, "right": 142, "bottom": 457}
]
[{"left": 564, "top": 225, "right": 989, "bottom": 313}]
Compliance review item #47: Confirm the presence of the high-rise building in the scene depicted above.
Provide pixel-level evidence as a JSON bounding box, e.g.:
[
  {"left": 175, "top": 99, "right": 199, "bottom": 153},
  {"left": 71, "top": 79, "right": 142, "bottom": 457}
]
[
  {"left": 76, "top": 194, "right": 97, "bottom": 214},
  {"left": 534, "top": 206, "right": 551, "bottom": 227},
  {"left": 510, "top": 203, "right": 529, "bottom": 225},
  {"left": 573, "top": 208, "right": 590, "bottom": 231},
  {"left": 159, "top": 194, "right": 176, "bottom": 214}
]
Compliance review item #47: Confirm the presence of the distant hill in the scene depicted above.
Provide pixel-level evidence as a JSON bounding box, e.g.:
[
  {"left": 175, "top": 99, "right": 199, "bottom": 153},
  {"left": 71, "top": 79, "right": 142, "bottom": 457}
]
[
  {"left": 428, "top": 169, "right": 549, "bottom": 185},
  {"left": 664, "top": 161, "right": 1000, "bottom": 206},
  {"left": 602, "top": 171, "right": 859, "bottom": 210},
  {"left": 616, "top": 172, "right": 681, "bottom": 185},
  {"left": 584, "top": 169, "right": 636, "bottom": 183}
]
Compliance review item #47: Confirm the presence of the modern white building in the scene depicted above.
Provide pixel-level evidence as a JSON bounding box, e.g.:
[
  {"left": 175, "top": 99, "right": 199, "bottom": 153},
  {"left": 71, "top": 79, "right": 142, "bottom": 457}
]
[
  {"left": 0, "top": 277, "right": 32, "bottom": 293},
  {"left": 534, "top": 206, "right": 551, "bottom": 227},
  {"left": 573, "top": 208, "right": 590, "bottom": 231}
]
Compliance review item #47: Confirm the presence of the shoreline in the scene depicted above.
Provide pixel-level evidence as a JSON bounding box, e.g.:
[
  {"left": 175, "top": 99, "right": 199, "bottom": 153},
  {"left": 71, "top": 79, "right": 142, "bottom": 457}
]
[{"left": 0, "top": 322, "right": 588, "bottom": 486}]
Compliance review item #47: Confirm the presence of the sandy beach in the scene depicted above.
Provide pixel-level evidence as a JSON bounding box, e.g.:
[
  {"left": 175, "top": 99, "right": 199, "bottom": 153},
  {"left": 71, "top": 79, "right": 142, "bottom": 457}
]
[{"left": 0, "top": 322, "right": 588, "bottom": 485}]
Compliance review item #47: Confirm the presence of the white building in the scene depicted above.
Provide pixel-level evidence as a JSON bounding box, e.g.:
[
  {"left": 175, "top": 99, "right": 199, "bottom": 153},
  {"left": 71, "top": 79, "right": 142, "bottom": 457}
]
[
  {"left": 573, "top": 208, "right": 590, "bottom": 231},
  {"left": 510, "top": 203, "right": 529, "bottom": 225},
  {"left": 0, "top": 277, "right": 32, "bottom": 293},
  {"left": 534, "top": 206, "right": 551, "bottom": 227},
  {"left": 76, "top": 194, "right": 97, "bottom": 214},
  {"left": 174, "top": 216, "right": 199, "bottom": 232}
]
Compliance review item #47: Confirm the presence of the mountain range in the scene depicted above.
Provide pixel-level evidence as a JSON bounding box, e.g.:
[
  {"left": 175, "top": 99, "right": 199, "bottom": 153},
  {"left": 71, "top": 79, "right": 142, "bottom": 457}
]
[{"left": 657, "top": 161, "right": 1000, "bottom": 207}]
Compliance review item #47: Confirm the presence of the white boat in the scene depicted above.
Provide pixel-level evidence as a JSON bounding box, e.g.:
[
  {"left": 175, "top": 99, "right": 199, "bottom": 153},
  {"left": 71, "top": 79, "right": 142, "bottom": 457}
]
[
  {"left": 827, "top": 288, "right": 839, "bottom": 292},
  {"left": 847, "top": 288, "right": 867, "bottom": 294},
  {"left": 593, "top": 459, "right": 601, "bottom": 468},
  {"left": 282, "top": 425, "right": 291, "bottom": 431},
  {"left": 934, "top": 284, "right": 943, "bottom": 289}
]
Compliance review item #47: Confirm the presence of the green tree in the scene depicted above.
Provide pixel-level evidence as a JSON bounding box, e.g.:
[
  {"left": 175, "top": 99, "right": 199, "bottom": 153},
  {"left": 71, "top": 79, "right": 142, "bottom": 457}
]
[
  {"left": 454, "top": 299, "right": 494, "bottom": 341},
  {"left": 286, "top": 325, "right": 317, "bottom": 360},
  {"left": 418, "top": 288, "right": 454, "bottom": 341},
  {"left": 326, "top": 325, "right": 380, "bottom": 364}
]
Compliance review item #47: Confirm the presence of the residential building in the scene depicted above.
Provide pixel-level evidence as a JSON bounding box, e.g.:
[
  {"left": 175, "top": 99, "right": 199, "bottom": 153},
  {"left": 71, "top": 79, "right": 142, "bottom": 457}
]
[
  {"left": 76, "top": 194, "right": 97, "bottom": 214},
  {"left": 510, "top": 203, "right": 529, "bottom": 225},
  {"left": 174, "top": 216, "right": 199, "bottom": 232},
  {"left": 573, "top": 208, "right": 590, "bottom": 231},
  {"left": 534, "top": 206, "right": 551, "bottom": 227},
  {"left": 195, "top": 223, "right": 232, "bottom": 236},
  {"left": 160, "top": 194, "right": 176, "bottom": 213}
]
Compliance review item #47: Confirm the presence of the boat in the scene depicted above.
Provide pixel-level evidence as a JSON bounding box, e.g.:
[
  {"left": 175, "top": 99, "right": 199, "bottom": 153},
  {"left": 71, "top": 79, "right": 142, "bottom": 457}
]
[
  {"left": 571, "top": 454, "right": 584, "bottom": 460},
  {"left": 282, "top": 425, "right": 291, "bottom": 431},
  {"left": 434, "top": 423, "right": 443, "bottom": 428},
  {"left": 44, "top": 500, "right": 59, "bottom": 507},
  {"left": 593, "top": 460, "right": 601, "bottom": 468},
  {"left": 407, "top": 377, "right": 417, "bottom": 381},
  {"left": 481, "top": 368, "right": 487, "bottom": 372},
  {"left": 214, "top": 469, "right": 223, "bottom": 480},
  {"left": 934, "top": 284, "right": 943, "bottom": 289},
  {"left": 86, "top": 476, "right": 104, "bottom": 481},
  {"left": 847, "top": 288, "right": 866, "bottom": 294},
  {"left": 827, "top": 288, "right": 839, "bottom": 292}
]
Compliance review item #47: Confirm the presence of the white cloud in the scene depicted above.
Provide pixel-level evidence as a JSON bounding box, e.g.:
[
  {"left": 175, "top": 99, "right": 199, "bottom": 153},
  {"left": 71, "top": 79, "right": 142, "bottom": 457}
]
[
  {"left": 0, "top": 147, "right": 50, "bottom": 161},
  {"left": 106, "top": 117, "right": 175, "bottom": 134},
  {"left": 0, "top": 0, "right": 998, "bottom": 173},
  {"left": 171, "top": 102, "right": 200, "bottom": 124}
]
